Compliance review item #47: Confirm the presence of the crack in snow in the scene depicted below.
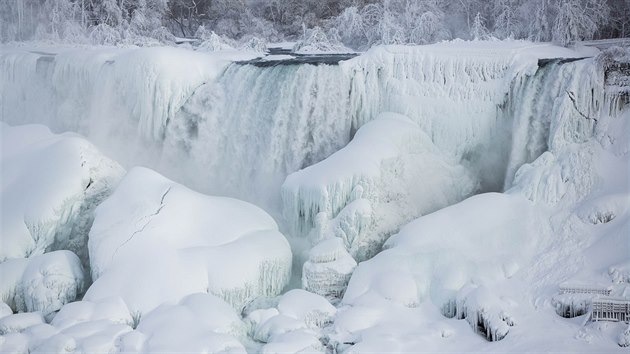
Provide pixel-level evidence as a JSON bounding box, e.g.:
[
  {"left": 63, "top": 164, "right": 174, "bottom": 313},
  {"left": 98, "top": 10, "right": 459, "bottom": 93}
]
[{"left": 111, "top": 186, "right": 172, "bottom": 261}]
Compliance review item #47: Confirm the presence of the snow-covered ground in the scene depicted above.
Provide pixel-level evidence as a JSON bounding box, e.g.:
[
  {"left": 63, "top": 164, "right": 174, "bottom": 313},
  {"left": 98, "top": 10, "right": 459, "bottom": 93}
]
[{"left": 0, "top": 40, "right": 628, "bottom": 353}]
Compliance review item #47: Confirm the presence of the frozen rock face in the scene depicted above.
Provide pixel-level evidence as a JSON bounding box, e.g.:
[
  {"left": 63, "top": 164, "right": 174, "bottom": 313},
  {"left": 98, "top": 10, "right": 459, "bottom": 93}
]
[
  {"left": 0, "top": 251, "right": 85, "bottom": 318},
  {"left": 283, "top": 113, "right": 476, "bottom": 262},
  {"left": 0, "top": 123, "right": 124, "bottom": 272},
  {"left": 302, "top": 238, "right": 357, "bottom": 302},
  {"left": 86, "top": 167, "right": 292, "bottom": 315}
]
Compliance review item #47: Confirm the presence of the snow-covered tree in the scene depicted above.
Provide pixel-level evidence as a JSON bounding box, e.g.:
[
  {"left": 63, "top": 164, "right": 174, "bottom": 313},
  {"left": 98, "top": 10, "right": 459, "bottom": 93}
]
[
  {"left": 552, "top": 0, "right": 610, "bottom": 45},
  {"left": 492, "top": 0, "right": 520, "bottom": 39},
  {"left": 527, "top": 0, "right": 551, "bottom": 42},
  {"left": 471, "top": 12, "right": 490, "bottom": 40}
]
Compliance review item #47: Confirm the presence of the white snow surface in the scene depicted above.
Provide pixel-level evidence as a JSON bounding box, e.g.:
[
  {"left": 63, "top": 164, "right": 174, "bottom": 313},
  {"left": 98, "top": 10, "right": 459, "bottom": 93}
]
[
  {"left": 86, "top": 167, "right": 292, "bottom": 314},
  {"left": 0, "top": 123, "right": 124, "bottom": 266},
  {"left": 0, "top": 293, "right": 249, "bottom": 354},
  {"left": 1, "top": 40, "right": 628, "bottom": 353}
]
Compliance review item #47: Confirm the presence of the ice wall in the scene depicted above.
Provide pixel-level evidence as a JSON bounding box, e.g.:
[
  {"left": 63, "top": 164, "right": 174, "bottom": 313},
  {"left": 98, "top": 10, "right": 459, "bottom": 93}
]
[{"left": 0, "top": 42, "right": 596, "bottom": 216}]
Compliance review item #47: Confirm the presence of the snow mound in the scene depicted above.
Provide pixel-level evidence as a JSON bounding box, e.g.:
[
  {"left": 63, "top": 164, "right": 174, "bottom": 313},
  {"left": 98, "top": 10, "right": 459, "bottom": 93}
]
[
  {"left": 0, "top": 312, "right": 44, "bottom": 335},
  {"left": 0, "top": 123, "right": 124, "bottom": 270},
  {"left": 50, "top": 297, "right": 133, "bottom": 330},
  {"left": 302, "top": 238, "right": 357, "bottom": 302},
  {"left": 246, "top": 290, "right": 333, "bottom": 352},
  {"left": 0, "top": 293, "right": 248, "bottom": 353},
  {"left": 282, "top": 113, "right": 476, "bottom": 261},
  {"left": 86, "top": 167, "right": 292, "bottom": 314},
  {"left": 0, "top": 251, "right": 85, "bottom": 318},
  {"left": 135, "top": 293, "right": 247, "bottom": 353}
]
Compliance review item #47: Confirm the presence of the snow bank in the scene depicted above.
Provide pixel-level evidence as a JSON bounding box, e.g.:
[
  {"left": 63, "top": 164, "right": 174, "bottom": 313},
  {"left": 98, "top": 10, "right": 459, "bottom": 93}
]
[
  {"left": 0, "top": 123, "right": 124, "bottom": 270},
  {"left": 86, "top": 167, "right": 292, "bottom": 314},
  {"left": 0, "top": 251, "right": 84, "bottom": 318}
]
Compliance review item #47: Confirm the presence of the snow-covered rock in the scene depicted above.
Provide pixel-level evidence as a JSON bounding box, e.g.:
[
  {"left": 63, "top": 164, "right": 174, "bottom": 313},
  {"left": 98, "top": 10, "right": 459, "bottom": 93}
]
[
  {"left": 0, "top": 251, "right": 85, "bottom": 318},
  {"left": 50, "top": 297, "right": 133, "bottom": 330},
  {"left": 302, "top": 238, "right": 357, "bottom": 302},
  {"left": 283, "top": 113, "right": 476, "bottom": 261},
  {"left": 0, "top": 123, "right": 124, "bottom": 270},
  {"left": 135, "top": 293, "right": 247, "bottom": 353},
  {"left": 246, "top": 290, "right": 333, "bottom": 351},
  {"left": 0, "top": 312, "right": 44, "bottom": 335},
  {"left": 86, "top": 167, "right": 292, "bottom": 314}
]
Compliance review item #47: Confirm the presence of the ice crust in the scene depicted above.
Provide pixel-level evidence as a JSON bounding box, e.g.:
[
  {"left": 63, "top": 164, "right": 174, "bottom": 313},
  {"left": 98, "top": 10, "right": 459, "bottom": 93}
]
[{"left": 86, "top": 167, "right": 292, "bottom": 314}]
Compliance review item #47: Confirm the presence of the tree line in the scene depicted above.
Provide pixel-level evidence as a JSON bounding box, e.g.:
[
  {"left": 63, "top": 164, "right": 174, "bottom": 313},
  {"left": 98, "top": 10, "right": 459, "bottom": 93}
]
[{"left": 1, "top": 0, "right": 628, "bottom": 48}]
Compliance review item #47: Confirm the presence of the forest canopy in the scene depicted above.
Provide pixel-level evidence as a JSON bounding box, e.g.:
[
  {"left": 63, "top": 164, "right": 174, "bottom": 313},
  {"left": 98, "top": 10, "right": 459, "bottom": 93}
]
[{"left": 1, "top": 0, "right": 628, "bottom": 48}]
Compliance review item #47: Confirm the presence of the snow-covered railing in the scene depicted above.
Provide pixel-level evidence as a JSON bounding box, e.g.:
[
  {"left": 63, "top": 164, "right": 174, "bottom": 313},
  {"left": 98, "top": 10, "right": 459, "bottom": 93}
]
[
  {"left": 559, "top": 285, "right": 612, "bottom": 296},
  {"left": 591, "top": 298, "right": 630, "bottom": 323}
]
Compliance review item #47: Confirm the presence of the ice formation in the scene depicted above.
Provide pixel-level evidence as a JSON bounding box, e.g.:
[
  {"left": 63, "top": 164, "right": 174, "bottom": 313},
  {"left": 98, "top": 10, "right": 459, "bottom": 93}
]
[
  {"left": 283, "top": 113, "right": 476, "bottom": 261},
  {"left": 302, "top": 237, "right": 357, "bottom": 302},
  {"left": 86, "top": 167, "right": 292, "bottom": 314},
  {"left": 0, "top": 123, "right": 124, "bottom": 271},
  {"left": 0, "top": 251, "right": 84, "bottom": 319}
]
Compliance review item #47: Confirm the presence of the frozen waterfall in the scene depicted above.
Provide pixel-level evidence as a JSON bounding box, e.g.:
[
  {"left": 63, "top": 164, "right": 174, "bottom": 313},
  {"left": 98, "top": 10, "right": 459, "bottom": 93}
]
[{"left": 0, "top": 42, "right": 604, "bottom": 219}]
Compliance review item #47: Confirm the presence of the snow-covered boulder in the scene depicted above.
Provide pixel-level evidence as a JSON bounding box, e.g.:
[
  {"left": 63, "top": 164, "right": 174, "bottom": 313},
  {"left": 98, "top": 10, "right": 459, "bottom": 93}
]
[
  {"left": 0, "top": 303, "right": 12, "bottom": 319},
  {"left": 302, "top": 238, "right": 357, "bottom": 302},
  {"left": 50, "top": 297, "right": 133, "bottom": 330},
  {"left": 334, "top": 192, "right": 539, "bottom": 342},
  {"left": 246, "top": 290, "right": 333, "bottom": 352},
  {"left": 282, "top": 113, "right": 476, "bottom": 261},
  {"left": 0, "top": 312, "right": 45, "bottom": 335},
  {"left": 277, "top": 289, "right": 337, "bottom": 329},
  {"left": 0, "top": 123, "right": 124, "bottom": 271},
  {"left": 86, "top": 167, "right": 292, "bottom": 314},
  {"left": 0, "top": 251, "right": 85, "bottom": 318},
  {"left": 344, "top": 192, "right": 540, "bottom": 308},
  {"left": 134, "top": 293, "right": 247, "bottom": 353}
]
